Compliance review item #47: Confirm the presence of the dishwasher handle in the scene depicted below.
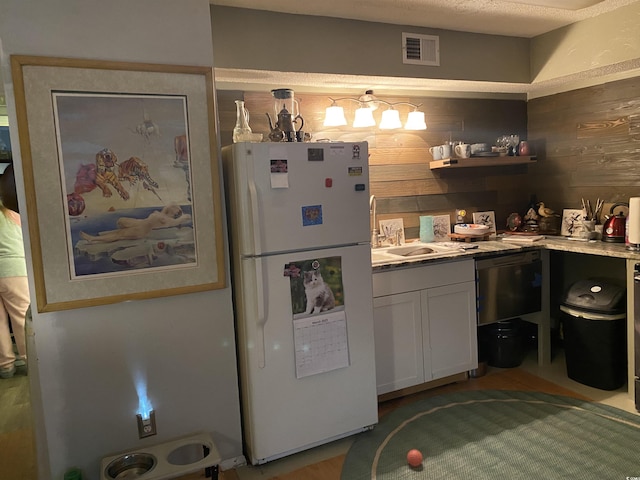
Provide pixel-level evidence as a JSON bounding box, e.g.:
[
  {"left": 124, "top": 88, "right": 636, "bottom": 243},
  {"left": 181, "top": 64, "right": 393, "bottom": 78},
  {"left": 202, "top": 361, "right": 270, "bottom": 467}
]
[{"left": 476, "top": 250, "right": 540, "bottom": 269}]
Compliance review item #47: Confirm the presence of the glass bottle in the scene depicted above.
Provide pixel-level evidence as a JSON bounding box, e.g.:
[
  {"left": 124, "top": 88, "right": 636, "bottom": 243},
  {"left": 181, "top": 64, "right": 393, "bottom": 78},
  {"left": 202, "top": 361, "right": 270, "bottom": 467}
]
[{"left": 233, "top": 100, "right": 252, "bottom": 143}]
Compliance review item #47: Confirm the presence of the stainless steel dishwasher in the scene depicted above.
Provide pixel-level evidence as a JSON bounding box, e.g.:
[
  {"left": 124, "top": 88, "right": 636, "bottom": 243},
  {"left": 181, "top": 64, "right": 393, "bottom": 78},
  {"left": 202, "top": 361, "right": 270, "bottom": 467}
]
[{"left": 476, "top": 250, "right": 542, "bottom": 325}]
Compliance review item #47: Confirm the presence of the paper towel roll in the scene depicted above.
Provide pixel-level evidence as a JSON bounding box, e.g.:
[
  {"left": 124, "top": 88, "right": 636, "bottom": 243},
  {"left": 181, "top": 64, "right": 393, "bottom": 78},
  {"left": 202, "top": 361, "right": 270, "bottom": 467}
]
[{"left": 628, "top": 197, "right": 640, "bottom": 245}]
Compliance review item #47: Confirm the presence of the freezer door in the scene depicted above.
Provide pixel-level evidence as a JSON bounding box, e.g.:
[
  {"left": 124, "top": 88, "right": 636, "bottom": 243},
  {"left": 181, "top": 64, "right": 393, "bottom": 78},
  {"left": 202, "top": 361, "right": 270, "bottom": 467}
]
[
  {"left": 234, "top": 244, "right": 377, "bottom": 464},
  {"left": 222, "top": 142, "right": 370, "bottom": 256}
]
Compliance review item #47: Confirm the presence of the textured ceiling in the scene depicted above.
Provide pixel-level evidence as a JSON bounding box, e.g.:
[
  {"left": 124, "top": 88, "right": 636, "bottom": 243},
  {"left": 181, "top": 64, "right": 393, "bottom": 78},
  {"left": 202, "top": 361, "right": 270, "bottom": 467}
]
[
  {"left": 1, "top": 1, "right": 639, "bottom": 106},
  {"left": 209, "top": 0, "right": 639, "bottom": 38}
]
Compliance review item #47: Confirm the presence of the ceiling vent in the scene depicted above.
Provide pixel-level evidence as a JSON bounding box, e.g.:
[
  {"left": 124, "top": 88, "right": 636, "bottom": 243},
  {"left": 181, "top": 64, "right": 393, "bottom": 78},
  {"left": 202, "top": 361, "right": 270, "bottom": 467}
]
[{"left": 402, "top": 33, "right": 440, "bottom": 66}]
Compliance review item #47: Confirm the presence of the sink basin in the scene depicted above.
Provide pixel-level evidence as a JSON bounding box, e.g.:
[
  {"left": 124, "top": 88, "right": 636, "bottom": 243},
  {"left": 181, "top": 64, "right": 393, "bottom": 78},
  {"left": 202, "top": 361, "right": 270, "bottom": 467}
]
[{"left": 371, "top": 242, "right": 460, "bottom": 265}]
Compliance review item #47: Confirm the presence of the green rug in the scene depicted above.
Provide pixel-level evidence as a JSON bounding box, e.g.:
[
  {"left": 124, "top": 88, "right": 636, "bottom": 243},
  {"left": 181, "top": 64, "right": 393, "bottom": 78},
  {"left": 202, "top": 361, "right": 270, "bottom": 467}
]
[{"left": 341, "top": 390, "right": 640, "bottom": 479}]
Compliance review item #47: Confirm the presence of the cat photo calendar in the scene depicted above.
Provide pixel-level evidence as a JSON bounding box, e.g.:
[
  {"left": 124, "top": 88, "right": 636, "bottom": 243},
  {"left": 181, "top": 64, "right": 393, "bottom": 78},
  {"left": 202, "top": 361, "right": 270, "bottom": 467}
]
[{"left": 284, "top": 256, "right": 350, "bottom": 378}]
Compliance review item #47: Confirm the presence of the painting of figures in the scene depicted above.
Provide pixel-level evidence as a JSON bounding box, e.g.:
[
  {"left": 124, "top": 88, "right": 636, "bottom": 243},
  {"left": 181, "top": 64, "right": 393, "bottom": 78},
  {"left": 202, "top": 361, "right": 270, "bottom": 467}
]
[{"left": 53, "top": 93, "right": 195, "bottom": 277}]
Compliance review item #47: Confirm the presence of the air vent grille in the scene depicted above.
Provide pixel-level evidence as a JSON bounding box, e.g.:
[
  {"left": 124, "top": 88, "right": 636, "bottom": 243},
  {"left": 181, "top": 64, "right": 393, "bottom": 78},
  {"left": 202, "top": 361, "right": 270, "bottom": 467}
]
[{"left": 402, "top": 33, "right": 440, "bottom": 66}]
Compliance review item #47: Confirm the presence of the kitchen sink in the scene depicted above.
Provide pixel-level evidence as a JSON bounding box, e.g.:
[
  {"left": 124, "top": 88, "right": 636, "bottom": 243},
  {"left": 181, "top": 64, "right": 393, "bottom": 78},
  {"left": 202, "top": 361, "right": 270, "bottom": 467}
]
[{"left": 371, "top": 242, "right": 461, "bottom": 265}]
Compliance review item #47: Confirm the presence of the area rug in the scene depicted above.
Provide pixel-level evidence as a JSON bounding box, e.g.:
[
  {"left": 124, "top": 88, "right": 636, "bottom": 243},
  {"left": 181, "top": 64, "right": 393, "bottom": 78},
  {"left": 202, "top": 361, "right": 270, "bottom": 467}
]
[{"left": 341, "top": 390, "right": 640, "bottom": 480}]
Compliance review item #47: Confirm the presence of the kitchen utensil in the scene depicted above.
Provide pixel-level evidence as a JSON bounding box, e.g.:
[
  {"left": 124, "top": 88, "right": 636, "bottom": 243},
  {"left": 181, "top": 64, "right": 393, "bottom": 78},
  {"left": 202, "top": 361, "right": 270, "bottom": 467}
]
[
  {"left": 232, "top": 99, "right": 252, "bottom": 143},
  {"left": 454, "top": 143, "right": 471, "bottom": 158},
  {"left": 602, "top": 202, "right": 628, "bottom": 242},
  {"left": 470, "top": 143, "right": 490, "bottom": 155},
  {"left": 440, "top": 144, "right": 452, "bottom": 159},
  {"left": 266, "top": 88, "right": 304, "bottom": 142},
  {"left": 508, "top": 134, "right": 520, "bottom": 155},
  {"left": 454, "top": 223, "right": 490, "bottom": 236}
]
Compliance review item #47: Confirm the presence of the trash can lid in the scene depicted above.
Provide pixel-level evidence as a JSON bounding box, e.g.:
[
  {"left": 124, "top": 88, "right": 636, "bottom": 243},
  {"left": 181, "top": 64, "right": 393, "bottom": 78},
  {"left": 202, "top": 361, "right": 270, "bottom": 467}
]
[
  {"left": 562, "top": 279, "right": 625, "bottom": 315},
  {"left": 559, "top": 304, "right": 626, "bottom": 320}
]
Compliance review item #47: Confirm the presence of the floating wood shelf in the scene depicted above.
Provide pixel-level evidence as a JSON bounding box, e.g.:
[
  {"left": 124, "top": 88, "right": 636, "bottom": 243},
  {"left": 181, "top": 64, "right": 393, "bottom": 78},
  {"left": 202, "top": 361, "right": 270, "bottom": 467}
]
[{"left": 429, "top": 155, "right": 537, "bottom": 170}]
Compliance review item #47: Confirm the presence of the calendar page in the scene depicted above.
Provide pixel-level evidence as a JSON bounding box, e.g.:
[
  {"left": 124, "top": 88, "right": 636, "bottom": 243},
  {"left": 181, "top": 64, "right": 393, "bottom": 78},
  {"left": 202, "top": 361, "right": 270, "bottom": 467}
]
[{"left": 293, "top": 310, "right": 350, "bottom": 379}]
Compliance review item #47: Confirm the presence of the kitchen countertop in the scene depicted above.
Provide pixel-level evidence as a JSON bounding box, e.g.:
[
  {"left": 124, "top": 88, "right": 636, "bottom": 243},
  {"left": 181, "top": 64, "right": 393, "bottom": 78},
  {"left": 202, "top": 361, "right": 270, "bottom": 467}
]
[{"left": 372, "top": 235, "right": 640, "bottom": 271}]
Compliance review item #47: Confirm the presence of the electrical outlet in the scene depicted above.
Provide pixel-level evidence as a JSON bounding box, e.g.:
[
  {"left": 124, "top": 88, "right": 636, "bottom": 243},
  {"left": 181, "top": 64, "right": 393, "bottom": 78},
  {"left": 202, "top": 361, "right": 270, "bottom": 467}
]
[{"left": 136, "top": 410, "right": 157, "bottom": 438}]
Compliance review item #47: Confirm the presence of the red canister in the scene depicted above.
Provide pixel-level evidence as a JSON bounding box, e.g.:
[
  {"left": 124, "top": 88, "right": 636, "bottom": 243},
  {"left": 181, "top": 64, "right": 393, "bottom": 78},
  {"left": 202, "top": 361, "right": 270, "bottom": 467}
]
[{"left": 518, "top": 141, "right": 530, "bottom": 156}]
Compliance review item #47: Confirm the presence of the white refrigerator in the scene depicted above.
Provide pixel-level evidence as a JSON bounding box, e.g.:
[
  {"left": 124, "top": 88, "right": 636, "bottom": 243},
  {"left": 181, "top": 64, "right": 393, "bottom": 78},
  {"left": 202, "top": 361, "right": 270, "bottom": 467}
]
[{"left": 221, "top": 141, "right": 378, "bottom": 465}]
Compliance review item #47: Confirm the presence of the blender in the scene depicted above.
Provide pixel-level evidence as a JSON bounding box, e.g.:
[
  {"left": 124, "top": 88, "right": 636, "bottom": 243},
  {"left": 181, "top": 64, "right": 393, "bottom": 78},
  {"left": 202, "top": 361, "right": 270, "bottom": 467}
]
[{"left": 266, "top": 88, "right": 304, "bottom": 142}]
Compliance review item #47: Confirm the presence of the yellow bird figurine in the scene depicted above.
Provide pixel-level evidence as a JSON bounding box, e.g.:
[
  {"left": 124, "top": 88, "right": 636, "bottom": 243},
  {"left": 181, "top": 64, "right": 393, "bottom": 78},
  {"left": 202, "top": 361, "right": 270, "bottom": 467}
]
[{"left": 537, "top": 202, "right": 556, "bottom": 217}]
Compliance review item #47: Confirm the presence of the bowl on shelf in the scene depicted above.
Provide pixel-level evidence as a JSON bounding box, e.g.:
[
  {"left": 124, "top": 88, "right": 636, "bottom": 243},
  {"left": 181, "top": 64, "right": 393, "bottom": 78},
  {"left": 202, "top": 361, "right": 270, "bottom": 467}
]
[{"left": 470, "top": 143, "right": 491, "bottom": 155}]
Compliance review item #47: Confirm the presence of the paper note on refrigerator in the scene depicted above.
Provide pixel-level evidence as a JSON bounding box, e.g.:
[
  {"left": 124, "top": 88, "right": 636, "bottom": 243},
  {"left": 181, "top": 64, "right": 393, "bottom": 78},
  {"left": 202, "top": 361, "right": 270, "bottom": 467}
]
[
  {"left": 270, "top": 158, "right": 289, "bottom": 188},
  {"left": 293, "top": 310, "right": 350, "bottom": 379}
]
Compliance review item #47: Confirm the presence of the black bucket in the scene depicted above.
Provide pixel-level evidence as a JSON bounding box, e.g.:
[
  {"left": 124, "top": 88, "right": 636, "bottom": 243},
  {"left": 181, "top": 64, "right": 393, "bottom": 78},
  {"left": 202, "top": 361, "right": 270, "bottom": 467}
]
[{"left": 487, "top": 319, "right": 525, "bottom": 368}]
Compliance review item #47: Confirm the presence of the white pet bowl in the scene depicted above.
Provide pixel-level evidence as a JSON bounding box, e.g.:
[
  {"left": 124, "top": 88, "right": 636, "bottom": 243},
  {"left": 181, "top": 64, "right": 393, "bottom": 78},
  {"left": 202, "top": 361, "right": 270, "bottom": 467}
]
[{"left": 101, "top": 432, "right": 220, "bottom": 480}]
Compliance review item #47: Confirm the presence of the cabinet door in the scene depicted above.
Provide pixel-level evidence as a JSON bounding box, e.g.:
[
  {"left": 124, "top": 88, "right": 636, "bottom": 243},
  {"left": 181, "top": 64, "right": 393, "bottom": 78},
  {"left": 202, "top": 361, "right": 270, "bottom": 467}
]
[
  {"left": 373, "top": 292, "right": 424, "bottom": 395},
  {"left": 422, "top": 281, "right": 478, "bottom": 380}
]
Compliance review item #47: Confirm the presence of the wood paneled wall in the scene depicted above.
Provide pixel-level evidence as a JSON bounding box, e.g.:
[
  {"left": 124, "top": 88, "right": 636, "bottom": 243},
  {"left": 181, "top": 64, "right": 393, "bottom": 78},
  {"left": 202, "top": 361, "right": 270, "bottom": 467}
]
[
  {"left": 527, "top": 77, "right": 640, "bottom": 222},
  {"left": 217, "top": 90, "right": 528, "bottom": 240},
  {"left": 218, "top": 77, "right": 640, "bottom": 238}
]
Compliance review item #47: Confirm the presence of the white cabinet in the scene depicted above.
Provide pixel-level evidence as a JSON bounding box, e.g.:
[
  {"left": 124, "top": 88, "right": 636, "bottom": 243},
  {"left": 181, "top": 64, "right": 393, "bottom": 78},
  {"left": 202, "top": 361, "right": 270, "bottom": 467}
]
[
  {"left": 423, "top": 282, "right": 477, "bottom": 379},
  {"left": 372, "top": 259, "right": 477, "bottom": 395},
  {"left": 373, "top": 292, "right": 425, "bottom": 394}
]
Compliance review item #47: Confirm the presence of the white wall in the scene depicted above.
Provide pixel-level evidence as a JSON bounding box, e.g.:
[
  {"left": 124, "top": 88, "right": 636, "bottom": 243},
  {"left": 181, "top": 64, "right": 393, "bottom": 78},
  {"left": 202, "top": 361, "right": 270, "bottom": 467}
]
[
  {"left": 531, "top": 1, "right": 640, "bottom": 83},
  {"left": 210, "top": 6, "right": 531, "bottom": 85},
  {"left": 0, "top": 1, "right": 244, "bottom": 478}
]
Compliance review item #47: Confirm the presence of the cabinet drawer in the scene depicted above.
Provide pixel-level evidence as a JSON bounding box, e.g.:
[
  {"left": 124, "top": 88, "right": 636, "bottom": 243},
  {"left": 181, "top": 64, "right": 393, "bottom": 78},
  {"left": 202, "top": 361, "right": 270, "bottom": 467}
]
[{"left": 373, "top": 259, "right": 475, "bottom": 297}]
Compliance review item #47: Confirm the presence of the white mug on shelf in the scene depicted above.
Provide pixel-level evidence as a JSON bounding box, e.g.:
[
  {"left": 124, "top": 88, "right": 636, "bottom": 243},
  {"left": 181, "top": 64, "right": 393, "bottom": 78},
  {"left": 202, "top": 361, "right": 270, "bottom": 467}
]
[
  {"left": 455, "top": 143, "right": 471, "bottom": 158},
  {"left": 429, "top": 145, "right": 443, "bottom": 160},
  {"left": 440, "top": 144, "right": 452, "bottom": 159}
]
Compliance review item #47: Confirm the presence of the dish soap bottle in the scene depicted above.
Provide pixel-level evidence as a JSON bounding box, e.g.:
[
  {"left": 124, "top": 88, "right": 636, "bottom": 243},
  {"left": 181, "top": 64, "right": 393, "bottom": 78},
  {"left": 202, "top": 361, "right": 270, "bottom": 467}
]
[{"left": 233, "top": 100, "right": 252, "bottom": 143}]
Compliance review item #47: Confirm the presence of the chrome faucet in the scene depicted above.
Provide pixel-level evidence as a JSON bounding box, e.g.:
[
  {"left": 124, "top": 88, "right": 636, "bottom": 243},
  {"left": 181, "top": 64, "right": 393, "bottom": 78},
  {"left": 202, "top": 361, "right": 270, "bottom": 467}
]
[{"left": 369, "top": 194, "right": 380, "bottom": 248}]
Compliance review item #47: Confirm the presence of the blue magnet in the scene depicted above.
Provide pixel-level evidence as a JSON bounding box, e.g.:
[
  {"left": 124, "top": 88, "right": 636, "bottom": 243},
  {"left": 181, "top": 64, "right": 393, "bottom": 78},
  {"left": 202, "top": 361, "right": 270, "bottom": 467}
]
[{"left": 302, "top": 205, "right": 323, "bottom": 226}]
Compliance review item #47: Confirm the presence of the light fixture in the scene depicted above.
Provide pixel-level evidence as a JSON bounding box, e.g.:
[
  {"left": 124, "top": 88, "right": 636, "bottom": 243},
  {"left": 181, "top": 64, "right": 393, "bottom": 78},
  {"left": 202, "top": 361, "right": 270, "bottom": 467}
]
[
  {"left": 323, "top": 90, "right": 427, "bottom": 130},
  {"left": 353, "top": 107, "right": 376, "bottom": 127},
  {"left": 324, "top": 101, "right": 348, "bottom": 127},
  {"left": 379, "top": 107, "right": 402, "bottom": 130},
  {"left": 404, "top": 110, "right": 427, "bottom": 130}
]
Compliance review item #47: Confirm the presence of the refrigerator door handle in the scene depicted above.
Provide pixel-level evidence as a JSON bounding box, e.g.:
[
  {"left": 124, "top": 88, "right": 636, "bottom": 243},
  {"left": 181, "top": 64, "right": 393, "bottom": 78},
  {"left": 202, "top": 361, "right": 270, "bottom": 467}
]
[
  {"left": 254, "top": 256, "right": 268, "bottom": 368},
  {"left": 248, "top": 179, "right": 262, "bottom": 255}
]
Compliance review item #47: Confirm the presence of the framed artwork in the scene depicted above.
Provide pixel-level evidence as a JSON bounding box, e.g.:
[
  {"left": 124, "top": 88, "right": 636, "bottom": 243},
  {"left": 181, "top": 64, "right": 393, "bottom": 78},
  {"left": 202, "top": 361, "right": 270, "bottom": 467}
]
[
  {"left": 433, "top": 215, "right": 452, "bottom": 242},
  {"left": 379, "top": 218, "right": 405, "bottom": 244},
  {"left": 473, "top": 211, "right": 497, "bottom": 233},
  {"left": 561, "top": 209, "right": 584, "bottom": 237},
  {"left": 11, "top": 55, "right": 225, "bottom": 312}
]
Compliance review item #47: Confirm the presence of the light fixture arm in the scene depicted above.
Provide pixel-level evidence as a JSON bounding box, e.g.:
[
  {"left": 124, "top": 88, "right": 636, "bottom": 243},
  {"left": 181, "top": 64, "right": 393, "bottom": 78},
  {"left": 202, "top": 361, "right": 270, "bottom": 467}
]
[
  {"left": 387, "top": 101, "right": 423, "bottom": 110},
  {"left": 328, "top": 96, "right": 375, "bottom": 108}
]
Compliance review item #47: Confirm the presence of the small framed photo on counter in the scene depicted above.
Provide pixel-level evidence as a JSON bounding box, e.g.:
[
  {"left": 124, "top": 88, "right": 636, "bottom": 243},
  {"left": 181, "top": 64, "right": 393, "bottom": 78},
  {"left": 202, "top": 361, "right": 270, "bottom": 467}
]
[
  {"left": 561, "top": 209, "right": 584, "bottom": 237},
  {"left": 473, "top": 211, "right": 496, "bottom": 233}
]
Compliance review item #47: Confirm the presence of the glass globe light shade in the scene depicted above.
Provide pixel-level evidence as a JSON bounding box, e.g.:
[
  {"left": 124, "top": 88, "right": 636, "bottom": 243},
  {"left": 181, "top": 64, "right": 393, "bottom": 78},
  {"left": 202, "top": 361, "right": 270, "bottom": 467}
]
[
  {"left": 323, "top": 105, "right": 347, "bottom": 127},
  {"left": 353, "top": 107, "right": 376, "bottom": 128},
  {"left": 379, "top": 108, "right": 402, "bottom": 129},
  {"left": 404, "top": 111, "right": 427, "bottom": 130}
]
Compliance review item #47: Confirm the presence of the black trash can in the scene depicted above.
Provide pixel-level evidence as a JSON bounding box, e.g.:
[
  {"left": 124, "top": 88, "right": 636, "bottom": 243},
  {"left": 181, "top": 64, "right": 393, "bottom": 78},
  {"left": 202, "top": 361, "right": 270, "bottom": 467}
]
[
  {"left": 486, "top": 319, "right": 525, "bottom": 368},
  {"left": 560, "top": 279, "right": 627, "bottom": 390}
]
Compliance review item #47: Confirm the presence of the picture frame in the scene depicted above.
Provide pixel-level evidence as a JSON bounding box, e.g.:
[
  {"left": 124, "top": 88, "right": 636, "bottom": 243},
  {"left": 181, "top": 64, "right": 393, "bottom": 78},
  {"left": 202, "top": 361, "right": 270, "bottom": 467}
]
[
  {"left": 11, "top": 55, "right": 225, "bottom": 312},
  {"left": 432, "top": 215, "right": 452, "bottom": 242},
  {"left": 561, "top": 209, "right": 584, "bottom": 237},
  {"left": 379, "top": 218, "right": 405, "bottom": 244},
  {"left": 473, "top": 211, "right": 497, "bottom": 234}
]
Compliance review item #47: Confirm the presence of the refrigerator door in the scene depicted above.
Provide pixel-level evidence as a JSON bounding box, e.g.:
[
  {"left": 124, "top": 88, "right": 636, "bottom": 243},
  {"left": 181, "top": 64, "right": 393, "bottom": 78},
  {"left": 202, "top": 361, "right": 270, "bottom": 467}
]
[
  {"left": 222, "top": 142, "right": 370, "bottom": 256},
  {"left": 234, "top": 243, "right": 377, "bottom": 464}
]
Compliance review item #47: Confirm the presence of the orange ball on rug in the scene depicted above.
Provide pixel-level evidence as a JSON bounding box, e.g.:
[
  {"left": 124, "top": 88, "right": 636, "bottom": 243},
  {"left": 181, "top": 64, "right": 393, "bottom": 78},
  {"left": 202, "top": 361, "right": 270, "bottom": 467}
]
[{"left": 406, "top": 448, "right": 423, "bottom": 468}]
